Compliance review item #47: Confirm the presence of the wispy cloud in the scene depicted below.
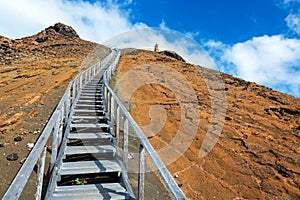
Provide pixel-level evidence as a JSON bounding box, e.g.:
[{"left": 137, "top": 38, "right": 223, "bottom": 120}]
[
  {"left": 104, "top": 28, "right": 216, "bottom": 68},
  {"left": 286, "top": 11, "right": 300, "bottom": 34},
  {"left": 205, "top": 35, "right": 300, "bottom": 97}
]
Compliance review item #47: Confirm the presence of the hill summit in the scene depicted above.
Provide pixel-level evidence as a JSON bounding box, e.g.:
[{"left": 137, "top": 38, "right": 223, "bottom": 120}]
[{"left": 35, "top": 22, "right": 80, "bottom": 43}]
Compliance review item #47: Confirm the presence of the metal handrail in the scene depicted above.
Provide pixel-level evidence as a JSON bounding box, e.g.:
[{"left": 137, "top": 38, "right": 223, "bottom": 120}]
[
  {"left": 2, "top": 49, "right": 117, "bottom": 200},
  {"left": 103, "top": 51, "right": 187, "bottom": 200}
]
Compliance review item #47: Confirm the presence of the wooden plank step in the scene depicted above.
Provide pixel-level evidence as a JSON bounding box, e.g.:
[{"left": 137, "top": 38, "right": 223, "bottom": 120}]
[
  {"left": 80, "top": 90, "right": 101, "bottom": 93},
  {"left": 72, "top": 119, "right": 106, "bottom": 124},
  {"left": 72, "top": 116, "right": 106, "bottom": 120},
  {"left": 77, "top": 100, "right": 103, "bottom": 103},
  {"left": 84, "top": 85, "right": 102, "bottom": 87},
  {"left": 75, "top": 104, "right": 104, "bottom": 108},
  {"left": 54, "top": 183, "right": 126, "bottom": 194},
  {"left": 77, "top": 96, "right": 104, "bottom": 100},
  {"left": 80, "top": 91, "right": 101, "bottom": 93},
  {"left": 68, "top": 132, "right": 111, "bottom": 140},
  {"left": 82, "top": 86, "right": 102, "bottom": 89},
  {"left": 59, "top": 160, "right": 122, "bottom": 175},
  {"left": 51, "top": 192, "right": 130, "bottom": 200},
  {"left": 80, "top": 93, "right": 102, "bottom": 96},
  {"left": 80, "top": 94, "right": 103, "bottom": 97},
  {"left": 64, "top": 145, "right": 116, "bottom": 155},
  {"left": 71, "top": 123, "right": 109, "bottom": 128},
  {"left": 73, "top": 109, "right": 105, "bottom": 113}
]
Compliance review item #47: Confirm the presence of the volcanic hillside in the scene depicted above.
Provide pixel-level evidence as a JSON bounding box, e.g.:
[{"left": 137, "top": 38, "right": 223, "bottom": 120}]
[
  {"left": 0, "top": 23, "right": 109, "bottom": 197},
  {"left": 111, "top": 49, "right": 300, "bottom": 200}
]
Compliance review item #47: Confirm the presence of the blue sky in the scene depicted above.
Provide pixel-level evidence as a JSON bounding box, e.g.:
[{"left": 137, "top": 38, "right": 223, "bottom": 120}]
[{"left": 0, "top": 0, "right": 300, "bottom": 97}]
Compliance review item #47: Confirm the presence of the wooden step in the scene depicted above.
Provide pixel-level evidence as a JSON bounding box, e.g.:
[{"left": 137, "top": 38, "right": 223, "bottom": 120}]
[
  {"left": 54, "top": 183, "right": 126, "bottom": 194},
  {"left": 51, "top": 192, "right": 130, "bottom": 200},
  {"left": 72, "top": 116, "right": 106, "bottom": 120},
  {"left": 80, "top": 93, "right": 102, "bottom": 98},
  {"left": 77, "top": 100, "right": 103, "bottom": 103},
  {"left": 73, "top": 109, "right": 105, "bottom": 113},
  {"left": 59, "top": 160, "right": 122, "bottom": 175},
  {"left": 75, "top": 104, "right": 104, "bottom": 108},
  {"left": 71, "top": 123, "right": 109, "bottom": 128},
  {"left": 64, "top": 145, "right": 116, "bottom": 155},
  {"left": 68, "top": 132, "right": 111, "bottom": 140},
  {"left": 80, "top": 91, "right": 101, "bottom": 94},
  {"left": 77, "top": 96, "right": 104, "bottom": 100}
]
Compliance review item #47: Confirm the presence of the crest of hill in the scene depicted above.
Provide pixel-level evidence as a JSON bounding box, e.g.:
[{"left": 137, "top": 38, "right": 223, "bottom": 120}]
[{"left": 34, "top": 22, "right": 80, "bottom": 43}]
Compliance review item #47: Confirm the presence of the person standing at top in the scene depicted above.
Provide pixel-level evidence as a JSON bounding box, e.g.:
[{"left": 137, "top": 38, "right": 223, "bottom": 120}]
[{"left": 154, "top": 43, "right": 159, "bottom": 52}]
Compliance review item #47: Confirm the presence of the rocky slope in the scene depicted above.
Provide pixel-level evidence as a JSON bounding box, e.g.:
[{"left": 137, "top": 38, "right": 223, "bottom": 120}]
[
  {"left": 0, "top": 23, "right": 109, "bottom": 197},
  {"left": 111, "top": 50, "right": 300, "bottom": 199}
]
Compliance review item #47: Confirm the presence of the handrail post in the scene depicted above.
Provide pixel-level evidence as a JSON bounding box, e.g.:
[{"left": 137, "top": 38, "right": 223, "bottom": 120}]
[
  {"left": 35, "top": 146, "right": 47, "bottom": 200},
  {"left": 72, "top": 82, "right": 76, "bottom": 104},
  {"left": 104, "top": 87, "right": 108, "bottom": 109},
  {"left": 110, "top": 96, "right": 115, "bottom": 127},
  {"left": 138, "top": 144, "right": 145, "bottom": 200},
  {"left": 58, "top": 106, "right": 64, "bottom": 145},
  {"left": 116, "top": 106, "right": 120, "bottom": 144},
  {"left": 65, "top": 89, "right": 70, "bottom": 125},
  {"left": 84, "top": 72, "right": 87, "bottom": 85},
  {"left": 123, "top": 118, "right": 129, "bottom": 170},
  {"left": 80, "top": 75, "right": 83, "bottom": 90},
  {"left": 50, "top": 115, "right": 60, "bottom": 169},
  {"left": 107, "top": 92, "right": 111, "bottom": 118}
]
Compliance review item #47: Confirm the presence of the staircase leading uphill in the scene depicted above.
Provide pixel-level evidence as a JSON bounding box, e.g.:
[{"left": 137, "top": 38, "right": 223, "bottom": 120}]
[
  {"left": 2, "top": 49, "right": 186, "bottom": 200},
  {"left": 50, "top": 74, "right": 133, "bottom": 200}
]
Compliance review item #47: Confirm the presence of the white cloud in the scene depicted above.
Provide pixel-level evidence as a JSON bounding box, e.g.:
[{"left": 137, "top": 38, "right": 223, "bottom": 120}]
[
  {"left": 159, "top": 19, "right": 167, "bottom": 29},
  {"left": 205, "top": 35, "right": 300, "bottom": 97},
  {"left": 286, "top": 11, "right": 300, "bottom": 34},
  {"left": 104, "top": 28, "right": 216, "bottom": 68},
  {"left": 0, "top": 0, "right": 139, "bottom": 42}
]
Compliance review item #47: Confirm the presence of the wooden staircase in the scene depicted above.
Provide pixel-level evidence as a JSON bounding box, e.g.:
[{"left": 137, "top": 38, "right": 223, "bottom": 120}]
[
  {"left": 49, "top": 75, "right": 133, "bottom": 200},
  {"left": 2, "top": 49, "right": 186, "bottom": 200}
]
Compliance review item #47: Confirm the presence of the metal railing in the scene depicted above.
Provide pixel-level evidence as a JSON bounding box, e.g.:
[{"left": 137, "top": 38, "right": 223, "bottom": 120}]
[
  {"left": 103, "top": 52, "right": 187, "bottom": 200},
  {"left": 2, "top": 49, "right": 118, "bottom": 200}
]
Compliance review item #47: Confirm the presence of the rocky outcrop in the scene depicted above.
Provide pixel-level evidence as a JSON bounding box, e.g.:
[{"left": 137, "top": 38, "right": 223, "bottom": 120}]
[
  {"left": 159, "top": 50, "right": 186, "bottom": 62},
  {"left": 46, "top": 22, "right": 80, "bottom": 38}
]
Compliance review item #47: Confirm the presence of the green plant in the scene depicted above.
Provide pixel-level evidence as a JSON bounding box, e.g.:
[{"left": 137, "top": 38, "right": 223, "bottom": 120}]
[{"left": 75, "top": 178, "right": 84, "bottom": 185}]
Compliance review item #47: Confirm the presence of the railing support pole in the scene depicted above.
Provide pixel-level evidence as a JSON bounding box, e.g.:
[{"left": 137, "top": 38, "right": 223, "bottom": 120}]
[
  {"left": 50, "top": 115, "right": 60, "bottom": 169},
  {"left": 110, "top": 96, "right": 115, "bottom": 126},
  {"left": 116, "top": 106, "right": 120, "bottom": 144},
  {"left": 80, "top": 75, "right": 83, "bottom": 90},
  {"left": 123, "top": 118, "right": 129, "bottom": 170},
  {"left": 107, "top": 92, "right": 111, "bottom": 118},
  {"left": 35, "top": 146, "right": 47, "bottom": 200},
  {"left": 72, "top": 82, "right": 76, "bottom": 104},
  {"left": 138, "top": 145, "right": 145, "bottom": 200}
]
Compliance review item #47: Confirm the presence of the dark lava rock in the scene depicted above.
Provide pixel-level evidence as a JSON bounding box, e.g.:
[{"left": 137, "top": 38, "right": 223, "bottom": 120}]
[
  {"left": 14, "top": 136, "right": 22, "bottom": 142},
  {"left": 35, "top": 30, "right": 48, "bottom": 43},
  {"left": 47, "top": 22, "right": 80, "bottom": 38},
  {"left": 7, "top": 153, "right": 18, "bottom": 161},
  {"left": 159, "top": 50, "right": 185, "bottom": 62}
]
